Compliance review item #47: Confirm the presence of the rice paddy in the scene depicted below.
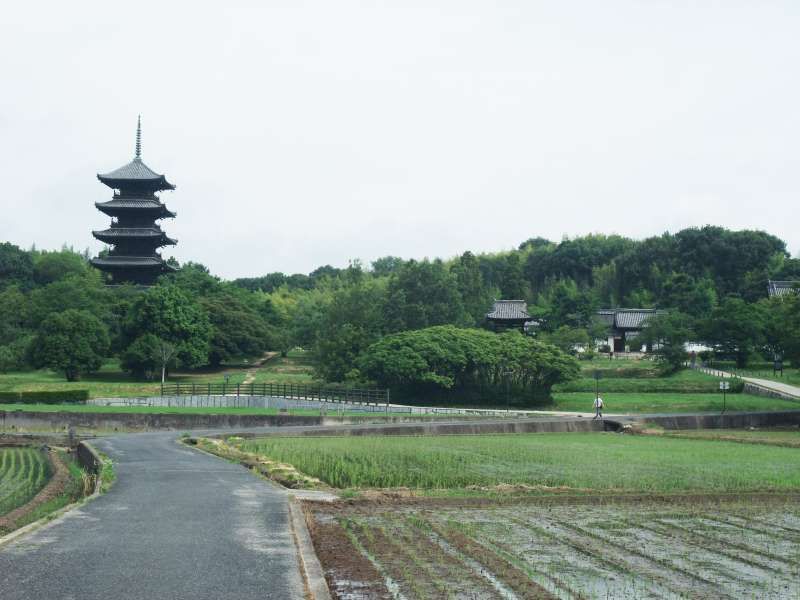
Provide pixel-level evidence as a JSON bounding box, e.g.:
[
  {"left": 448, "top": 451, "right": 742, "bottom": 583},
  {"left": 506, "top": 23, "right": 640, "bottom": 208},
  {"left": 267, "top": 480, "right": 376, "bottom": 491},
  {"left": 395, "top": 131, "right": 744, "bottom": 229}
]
[
  {"left": 0, "top": 447, "right": 51, "bottom": 516},
  {"left": 312, "top": 501, "right": 800, "bottom": 599},
  {"left": 237, "top": 432, "right": 800, "bottom": 493}
]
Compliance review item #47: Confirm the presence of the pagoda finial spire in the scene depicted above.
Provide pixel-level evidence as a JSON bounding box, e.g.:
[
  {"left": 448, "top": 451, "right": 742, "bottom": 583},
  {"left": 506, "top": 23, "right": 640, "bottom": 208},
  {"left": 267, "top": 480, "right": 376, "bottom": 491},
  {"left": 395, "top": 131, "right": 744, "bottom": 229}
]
[{"left": 135, "top": 115, "right": 142, "bottom": 159}]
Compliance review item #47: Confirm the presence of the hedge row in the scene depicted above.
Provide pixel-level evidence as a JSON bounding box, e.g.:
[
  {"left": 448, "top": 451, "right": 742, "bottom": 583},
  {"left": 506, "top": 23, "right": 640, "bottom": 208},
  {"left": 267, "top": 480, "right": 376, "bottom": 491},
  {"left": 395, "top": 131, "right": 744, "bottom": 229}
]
[
  {"left": 554, "top": 378, "right": 745, "bottom": 394},
  {"left": 0, "top": 390, "right": 90, "bottom": 404}
]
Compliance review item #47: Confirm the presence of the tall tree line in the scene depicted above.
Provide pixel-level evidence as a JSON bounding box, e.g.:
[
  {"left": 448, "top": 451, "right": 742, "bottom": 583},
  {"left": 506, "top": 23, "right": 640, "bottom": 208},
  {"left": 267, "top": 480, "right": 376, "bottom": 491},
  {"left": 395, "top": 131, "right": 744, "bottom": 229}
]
[{"left": 0, "top": 225, "right": 798, "bottom": 381}]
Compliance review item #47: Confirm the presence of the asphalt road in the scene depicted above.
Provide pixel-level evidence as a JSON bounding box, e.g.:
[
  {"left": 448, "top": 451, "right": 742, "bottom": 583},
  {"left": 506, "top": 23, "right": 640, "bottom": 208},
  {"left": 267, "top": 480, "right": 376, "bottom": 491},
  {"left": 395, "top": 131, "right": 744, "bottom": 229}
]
[{"left": 0, "top": 432, "right": 304, "bottom": 600}]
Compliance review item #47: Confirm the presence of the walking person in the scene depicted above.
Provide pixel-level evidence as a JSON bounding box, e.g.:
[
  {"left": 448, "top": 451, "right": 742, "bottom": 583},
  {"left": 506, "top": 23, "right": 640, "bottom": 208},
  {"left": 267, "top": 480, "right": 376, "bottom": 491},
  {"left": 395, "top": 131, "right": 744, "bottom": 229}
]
[{"left": 593, "top": 395, "right": 604, "bottom": 419}]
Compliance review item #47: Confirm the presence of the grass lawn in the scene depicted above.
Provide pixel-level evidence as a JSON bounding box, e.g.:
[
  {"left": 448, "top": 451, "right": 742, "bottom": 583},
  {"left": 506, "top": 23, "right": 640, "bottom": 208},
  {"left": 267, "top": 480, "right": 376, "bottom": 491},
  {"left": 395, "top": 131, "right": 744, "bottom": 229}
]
[
  {"left": 666, "top": 427, "right": 800, "bottom": 447},
  {"left": 247, "top": 350, "right": 318, "bottom": 385},
  {"left": 554, "top": 367, "right": 733, "bottom": 393},
  {"left": 235, "top": 432, "right": 800, "bottom": 493},
  {"left": 549, "top": 391, "right": 800, "bottom": 413},
  {"left": 0, "top": 351, "right": 318, "bottom": 399}
]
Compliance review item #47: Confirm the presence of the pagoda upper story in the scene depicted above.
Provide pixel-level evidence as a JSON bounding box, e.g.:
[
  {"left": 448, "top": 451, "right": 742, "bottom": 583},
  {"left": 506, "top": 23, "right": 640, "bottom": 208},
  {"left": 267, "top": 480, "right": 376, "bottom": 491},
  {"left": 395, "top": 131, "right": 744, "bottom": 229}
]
[{"left": 91, "top": 117, "right": 178, "bottom": 285}]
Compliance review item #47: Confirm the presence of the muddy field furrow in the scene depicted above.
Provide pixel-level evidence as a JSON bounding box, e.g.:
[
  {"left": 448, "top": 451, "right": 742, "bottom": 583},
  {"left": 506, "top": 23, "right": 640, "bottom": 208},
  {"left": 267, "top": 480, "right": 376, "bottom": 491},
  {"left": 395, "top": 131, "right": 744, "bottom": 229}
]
[
  {"left": 498, "top": 515, "right": 677, "bottom": 599},
  {"left": 429, "top": 522, "right": 558, "bottom": 600},
  {"left": 308, "top": 501, "right": 800, "bottom": 599},
  {"left": 654, "top": 518, "right": 800, "bottom": 571},
  {"left": 394, "top": 515, "right": 506, "bottom": 599},
  {"left": 548, "top": 517, "right": 736, "bottom": 599}
]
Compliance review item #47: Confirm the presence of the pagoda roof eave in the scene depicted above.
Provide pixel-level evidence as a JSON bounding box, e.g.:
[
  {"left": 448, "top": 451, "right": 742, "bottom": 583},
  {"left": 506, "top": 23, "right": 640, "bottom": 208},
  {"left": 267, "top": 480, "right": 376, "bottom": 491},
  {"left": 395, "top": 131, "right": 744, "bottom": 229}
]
[
  {"left": 95, "top": 200, "right": 175, "bottom": 218},
  {"left": 97, "top": 158, "right": 175, "bottom": 190}
]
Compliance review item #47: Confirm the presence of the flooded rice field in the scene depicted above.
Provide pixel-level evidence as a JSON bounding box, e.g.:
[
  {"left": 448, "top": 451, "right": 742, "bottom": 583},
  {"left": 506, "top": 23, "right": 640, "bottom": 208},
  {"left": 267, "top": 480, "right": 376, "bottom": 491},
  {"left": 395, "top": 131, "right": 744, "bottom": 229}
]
[{"left": 308, "top": 499, "right": 800, "bottom": 599}]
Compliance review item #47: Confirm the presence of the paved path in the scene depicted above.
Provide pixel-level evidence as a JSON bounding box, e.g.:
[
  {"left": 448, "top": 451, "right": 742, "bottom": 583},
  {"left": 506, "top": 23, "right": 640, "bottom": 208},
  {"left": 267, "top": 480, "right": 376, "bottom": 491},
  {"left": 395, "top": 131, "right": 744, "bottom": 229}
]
[
  {"left": 0, "top": 431, "right": 303, "bottom": 600},
  {"left": 740, "top": 376, "right": 800, "bottom": 399}
]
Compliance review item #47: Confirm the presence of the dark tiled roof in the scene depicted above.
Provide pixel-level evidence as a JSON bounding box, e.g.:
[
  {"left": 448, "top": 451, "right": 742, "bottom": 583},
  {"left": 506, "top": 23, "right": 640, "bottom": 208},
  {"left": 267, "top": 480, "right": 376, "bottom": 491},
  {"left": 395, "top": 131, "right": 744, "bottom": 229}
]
[
  {"left": 767, "top": 280, "right": 799, "bottom": 297},
  {"left": 487, "top": 300, "right": 530, "bottom": 320},
  {"left": 596, "top": 309, "right": 616, "bottom": 327},
  {"left": 97, "top": 158, "right": 175, "bottom": 190},
  {"left": 91, "top": 256, "right": 166, "bottom": 267},
  {"left": 92, "top": 227, "right": 177, "bottom": 245},
  {"left": 91, "top": 256, "right": 177, "bottom": 272},
  {"left": 597, "top": 308, "right": 663, "bottom": 330},
  {"left": 96, "top": 199, "right": 176, "bottom": 217}
]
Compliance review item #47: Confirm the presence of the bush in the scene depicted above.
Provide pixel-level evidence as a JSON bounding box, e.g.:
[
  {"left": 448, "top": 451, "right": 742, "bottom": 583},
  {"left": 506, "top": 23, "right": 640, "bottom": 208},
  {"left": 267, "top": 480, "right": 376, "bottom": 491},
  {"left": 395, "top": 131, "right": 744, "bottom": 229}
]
[{"left": 0, "top": 390, "right": 89, "bottom": 404}]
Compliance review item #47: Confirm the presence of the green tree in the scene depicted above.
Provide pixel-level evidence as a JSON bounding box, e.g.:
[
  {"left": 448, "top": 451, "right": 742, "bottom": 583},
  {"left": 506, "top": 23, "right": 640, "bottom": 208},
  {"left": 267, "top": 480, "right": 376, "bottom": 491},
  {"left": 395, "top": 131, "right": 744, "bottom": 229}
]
[
  {"left": 541, "top": 326, "right": 591, "bottom": 355},
  {"left": 121, "top": 334, "right": 177, "bottom": 382},
  {"left": 451, "top": 251, "right": 495, "bottom": 326},
  {"left": 0, "top": 242, "right": 34, "bottom": 290},
  {"left": 382, "top": 259, "right": 468, "bottom": 332},
  {"left": 358, "top": 326, "right": 578, "bottom": 404},
  {"left": 32, "top": 250, "right": 88, "bottom": 285},
  {"left": 29, "top": 309, "right": 110, "bottom": 381},
  {"left": 200, "top": 290, "right": 271, "bottom": 366},
  {"left": 700, "top": 297, "right": 764, "bottom": 368},
  {"left": 642, "top": 312, "right": 693, "bottom": 374},
  {"left": 658, "top": 273, "right": 716, "bottom": 318},
  {"left": 314, "top": 277, "right": 385, "bottom": 381},
  {"left": 124, "top": 285, "right": 212, "bottom": 369}
]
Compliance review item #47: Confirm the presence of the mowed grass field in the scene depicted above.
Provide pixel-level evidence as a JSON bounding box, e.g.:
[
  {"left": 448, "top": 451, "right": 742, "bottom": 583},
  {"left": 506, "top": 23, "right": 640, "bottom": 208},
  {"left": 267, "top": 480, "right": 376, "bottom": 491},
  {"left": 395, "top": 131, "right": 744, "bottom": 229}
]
[
  {"left": 550, "top": 391, "right": 799, "bottom": 413},
  {"left": 235, "top": 432, "right": 800, "bottom": 493},
  {"left": 0, "top": 447, "right": 51, "bottom": 516},
  {"left": 0, "top": 351, "right": 321, "bottom": 399}
]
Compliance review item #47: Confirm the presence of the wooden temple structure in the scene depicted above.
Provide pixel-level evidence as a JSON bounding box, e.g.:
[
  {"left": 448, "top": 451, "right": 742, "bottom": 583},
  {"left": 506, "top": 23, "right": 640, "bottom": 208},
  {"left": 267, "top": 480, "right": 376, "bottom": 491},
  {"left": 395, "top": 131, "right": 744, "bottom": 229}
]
[
  {"left": 486, "top": 300, "right": 534, "bottom": 332},
  {"left": 91, "top": 117, "right": 177, "bottom": 285},
  {"left": 596, "top": 308, "right": 663, "bottom": 353}
]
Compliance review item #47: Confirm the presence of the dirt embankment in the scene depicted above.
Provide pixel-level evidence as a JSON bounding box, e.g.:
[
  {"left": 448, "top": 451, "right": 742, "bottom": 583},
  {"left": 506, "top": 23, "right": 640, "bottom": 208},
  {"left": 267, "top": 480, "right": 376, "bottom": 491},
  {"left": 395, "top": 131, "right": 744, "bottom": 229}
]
[{"left": 0, "top": 450, "right": 83, "bottom": 535}]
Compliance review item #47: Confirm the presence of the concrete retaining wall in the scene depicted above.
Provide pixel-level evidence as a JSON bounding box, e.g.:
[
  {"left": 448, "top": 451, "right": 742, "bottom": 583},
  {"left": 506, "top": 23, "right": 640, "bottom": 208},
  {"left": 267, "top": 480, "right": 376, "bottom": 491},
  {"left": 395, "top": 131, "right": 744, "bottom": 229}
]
[
  {"left": 0, "top": 410, "right": 327, "bottom": 433},
  {"left": 629, "top": 410, "right": 800, "bottom": 431},
  {"left": 229, "top": 417, "right": 609, "bottom": 438},
  {"left": 76, "top": 441, "right": 103, "bottom": 475},
  {"left": 743, "top": 382, "right": 800, "bottom": 403}
]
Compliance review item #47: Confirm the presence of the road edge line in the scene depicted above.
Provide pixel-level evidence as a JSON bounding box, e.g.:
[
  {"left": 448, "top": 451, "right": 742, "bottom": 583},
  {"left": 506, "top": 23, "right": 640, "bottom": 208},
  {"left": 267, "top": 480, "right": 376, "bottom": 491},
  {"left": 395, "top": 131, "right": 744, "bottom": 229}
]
[{"left": 289, "top": 498, "right": 332, "bottom": 600}]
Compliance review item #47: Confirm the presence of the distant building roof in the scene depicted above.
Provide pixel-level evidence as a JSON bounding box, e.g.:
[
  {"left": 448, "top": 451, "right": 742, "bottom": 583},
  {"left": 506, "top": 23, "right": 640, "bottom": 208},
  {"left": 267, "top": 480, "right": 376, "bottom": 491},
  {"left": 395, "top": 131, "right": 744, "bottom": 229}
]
[
  {"left": 487, "top": 300, "right": 530, "bottom": 321},
  {"left": 597, "top": 308, "right": 663, "bottom": 330},
  {"left": 767, "top": 280, "right": 799, "bottom": 298}
]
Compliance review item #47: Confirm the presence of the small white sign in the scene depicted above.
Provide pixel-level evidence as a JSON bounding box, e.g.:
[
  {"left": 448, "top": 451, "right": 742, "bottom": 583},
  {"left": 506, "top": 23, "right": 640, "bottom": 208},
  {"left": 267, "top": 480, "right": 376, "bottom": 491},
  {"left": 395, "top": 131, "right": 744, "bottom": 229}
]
[{"left": 719, "top": 381, "right": 730, "bottom": 390}]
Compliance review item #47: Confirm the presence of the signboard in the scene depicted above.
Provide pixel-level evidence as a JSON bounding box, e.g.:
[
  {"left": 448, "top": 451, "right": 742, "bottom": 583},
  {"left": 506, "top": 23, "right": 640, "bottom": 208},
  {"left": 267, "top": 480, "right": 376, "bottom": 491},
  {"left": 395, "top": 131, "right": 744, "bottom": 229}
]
[{"left": 719, "top": 381, "right": 730, "bottom": 391}]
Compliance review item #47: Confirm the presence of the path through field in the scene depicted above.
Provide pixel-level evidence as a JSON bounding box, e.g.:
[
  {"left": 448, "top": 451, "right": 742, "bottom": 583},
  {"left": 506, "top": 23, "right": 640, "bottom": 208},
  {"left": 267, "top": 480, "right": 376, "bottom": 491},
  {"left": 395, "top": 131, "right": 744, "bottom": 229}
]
[{"left": 0, "top": 431, "right": 303, "bottom": 600}]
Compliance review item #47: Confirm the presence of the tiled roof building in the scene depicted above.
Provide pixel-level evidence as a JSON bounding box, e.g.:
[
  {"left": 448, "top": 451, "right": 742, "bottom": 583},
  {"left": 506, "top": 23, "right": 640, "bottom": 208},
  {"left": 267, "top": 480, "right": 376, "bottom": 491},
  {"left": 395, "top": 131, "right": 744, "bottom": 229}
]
[
  {"left": 597, "top": 308, "right": 664, "bottom": 353},
  {"left": 486, "top": 300, "right": 534, "bottom": 332}
]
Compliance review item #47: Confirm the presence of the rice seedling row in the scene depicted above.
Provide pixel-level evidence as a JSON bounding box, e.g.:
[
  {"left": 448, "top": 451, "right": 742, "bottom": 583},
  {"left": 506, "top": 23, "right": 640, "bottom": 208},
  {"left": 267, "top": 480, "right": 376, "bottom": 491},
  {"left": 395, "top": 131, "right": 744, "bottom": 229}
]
[
  {"left": 0, "top": 447, "right": 51, "bottom": 517},
  {"left": 310, "top": 503, "right": 800, "bottom": 599}
]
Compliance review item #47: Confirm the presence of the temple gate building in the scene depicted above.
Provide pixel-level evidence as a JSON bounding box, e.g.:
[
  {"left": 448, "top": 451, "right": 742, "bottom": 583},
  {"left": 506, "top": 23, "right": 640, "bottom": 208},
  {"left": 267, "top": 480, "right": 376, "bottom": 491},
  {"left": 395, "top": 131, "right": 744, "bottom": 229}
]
[{"left": 91, "top": 117, "right": 177, "bottom": 285}]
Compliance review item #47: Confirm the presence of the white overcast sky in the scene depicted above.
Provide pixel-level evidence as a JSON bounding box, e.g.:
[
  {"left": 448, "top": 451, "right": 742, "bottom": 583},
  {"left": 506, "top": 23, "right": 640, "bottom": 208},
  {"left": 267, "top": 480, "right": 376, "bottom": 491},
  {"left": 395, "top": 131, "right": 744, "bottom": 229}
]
[{"left": 1, "top": 1, "right": 798, "bottom": 279}]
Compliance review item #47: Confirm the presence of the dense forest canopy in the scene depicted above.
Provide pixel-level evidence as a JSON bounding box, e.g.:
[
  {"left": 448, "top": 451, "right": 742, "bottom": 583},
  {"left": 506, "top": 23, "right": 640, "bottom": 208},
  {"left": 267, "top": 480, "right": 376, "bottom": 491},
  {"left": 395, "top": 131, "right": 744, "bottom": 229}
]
[{"left": 1, "top": 225, "right": 798, "bottom": 393}]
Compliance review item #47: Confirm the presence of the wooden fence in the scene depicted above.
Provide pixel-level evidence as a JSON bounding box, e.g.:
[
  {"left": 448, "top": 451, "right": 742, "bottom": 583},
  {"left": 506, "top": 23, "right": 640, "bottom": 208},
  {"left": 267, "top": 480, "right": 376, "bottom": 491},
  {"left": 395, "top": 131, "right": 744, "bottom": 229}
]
[{"left": 160, "top": 382, "right": 389, "bottom": 406}]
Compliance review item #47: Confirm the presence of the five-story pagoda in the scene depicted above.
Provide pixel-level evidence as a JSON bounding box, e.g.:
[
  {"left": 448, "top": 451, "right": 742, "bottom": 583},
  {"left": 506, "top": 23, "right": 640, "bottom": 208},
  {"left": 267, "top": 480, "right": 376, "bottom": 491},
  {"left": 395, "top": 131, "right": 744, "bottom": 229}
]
[{"left": 91, "top": 117, "right": 177, "bottom": 285}]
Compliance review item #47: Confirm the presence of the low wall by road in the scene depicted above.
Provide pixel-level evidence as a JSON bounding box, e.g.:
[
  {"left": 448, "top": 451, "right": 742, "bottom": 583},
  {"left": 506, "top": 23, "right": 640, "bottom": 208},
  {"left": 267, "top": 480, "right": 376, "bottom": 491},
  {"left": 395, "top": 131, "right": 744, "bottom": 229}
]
[
  {"left": 90, "top": 395, "right": 542, "bottom": 418},
  {"left": 0, "top": 410, "right": 327, "bottom": 433},
  {"left": 627, "top": 410, "right": 800, "bottom": 430},
  {"left": 743, "top": 382, "right": 800, "bottom": 403},
  {"left": 76, "top": 441, "right": 103, "bottom": 475},
  {"left": 227, "top": 417, "right": 609, "bottom": 438}
]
